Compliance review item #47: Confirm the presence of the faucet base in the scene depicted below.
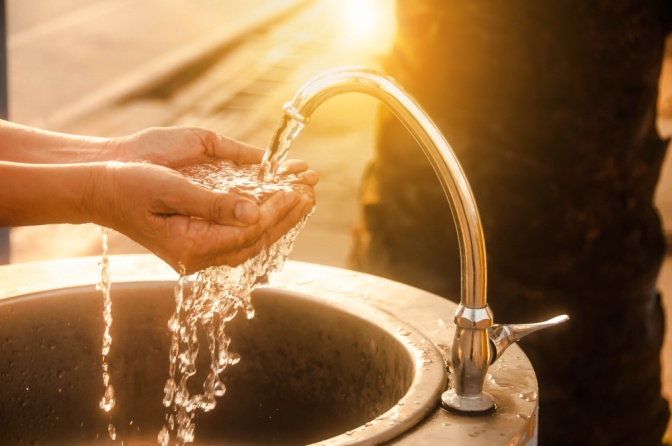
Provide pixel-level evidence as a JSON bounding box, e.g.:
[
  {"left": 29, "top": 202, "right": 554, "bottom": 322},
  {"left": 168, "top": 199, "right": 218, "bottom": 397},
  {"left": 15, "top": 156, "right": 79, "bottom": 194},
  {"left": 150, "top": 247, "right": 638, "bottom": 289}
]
[{"left": 441, "top": 389, "right": 496, "bottom": 416}]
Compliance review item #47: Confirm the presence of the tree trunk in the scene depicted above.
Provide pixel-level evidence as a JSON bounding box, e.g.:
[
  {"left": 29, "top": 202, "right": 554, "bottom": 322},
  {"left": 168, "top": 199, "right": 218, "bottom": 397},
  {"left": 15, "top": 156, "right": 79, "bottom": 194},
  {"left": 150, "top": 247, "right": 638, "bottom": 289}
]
[{"left": 351, "top": 1, "right": 672, "bottom": 444}]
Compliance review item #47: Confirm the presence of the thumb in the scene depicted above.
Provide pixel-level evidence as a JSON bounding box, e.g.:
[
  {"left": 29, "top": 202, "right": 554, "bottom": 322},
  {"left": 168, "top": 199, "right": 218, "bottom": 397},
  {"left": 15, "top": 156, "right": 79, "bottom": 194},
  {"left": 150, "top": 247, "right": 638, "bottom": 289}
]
[{"left": 166, "top": 180, "right": 260, "bottom": 225}]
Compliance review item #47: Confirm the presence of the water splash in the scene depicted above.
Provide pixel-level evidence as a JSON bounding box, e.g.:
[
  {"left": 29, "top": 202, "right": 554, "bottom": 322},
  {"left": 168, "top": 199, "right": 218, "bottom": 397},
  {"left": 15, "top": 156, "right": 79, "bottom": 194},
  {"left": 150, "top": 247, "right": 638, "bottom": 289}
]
[
  {"left": 158, "top": 160, "right": 313, "bottom": 445},
  {"left": 95, "top": 160, "right": 311, "bottom": 444},
  {"left": 158, "top": 425, "right": 170, "bottom": 446}
]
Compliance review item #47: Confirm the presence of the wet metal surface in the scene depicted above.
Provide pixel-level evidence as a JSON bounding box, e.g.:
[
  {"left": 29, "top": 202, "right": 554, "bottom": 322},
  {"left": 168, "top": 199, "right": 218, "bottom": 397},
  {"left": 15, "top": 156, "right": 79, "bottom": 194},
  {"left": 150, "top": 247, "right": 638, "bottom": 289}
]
[{"left": 0, "top": 256, "right": 537, "bottom": 444}]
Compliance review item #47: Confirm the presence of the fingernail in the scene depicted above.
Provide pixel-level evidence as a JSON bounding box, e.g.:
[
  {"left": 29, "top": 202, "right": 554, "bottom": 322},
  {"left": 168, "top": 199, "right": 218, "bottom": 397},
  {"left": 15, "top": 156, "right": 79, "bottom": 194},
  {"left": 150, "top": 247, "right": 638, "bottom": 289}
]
[{"left": 235, "top": 201, "right": 260, "bottom": 224}]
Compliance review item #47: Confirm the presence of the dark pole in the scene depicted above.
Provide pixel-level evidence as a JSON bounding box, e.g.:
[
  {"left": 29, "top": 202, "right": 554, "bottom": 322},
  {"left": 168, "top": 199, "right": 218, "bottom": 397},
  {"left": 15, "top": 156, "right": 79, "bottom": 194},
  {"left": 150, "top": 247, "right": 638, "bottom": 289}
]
[{"left": 0, "top": 0, "right": 9, "bottom": 264}]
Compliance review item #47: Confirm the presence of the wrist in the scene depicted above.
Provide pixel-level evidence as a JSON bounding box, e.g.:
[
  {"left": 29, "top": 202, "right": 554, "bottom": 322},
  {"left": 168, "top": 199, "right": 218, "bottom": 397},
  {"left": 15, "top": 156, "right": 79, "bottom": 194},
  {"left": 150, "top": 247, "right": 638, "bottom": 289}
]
[
  {"left": 103, "top": 135, "right": 134, "bottom": 162},
  {"left": 0, "top": 161, "right": 110, "bottom": 226},
  {"left": 82, "top": 161, "right": 122, "bottom": 228}
]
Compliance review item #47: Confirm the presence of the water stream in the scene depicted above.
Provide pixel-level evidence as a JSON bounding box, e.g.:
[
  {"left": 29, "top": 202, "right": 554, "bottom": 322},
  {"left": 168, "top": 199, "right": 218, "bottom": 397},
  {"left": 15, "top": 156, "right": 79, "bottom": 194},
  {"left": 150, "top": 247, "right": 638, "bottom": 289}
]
[
  {"left": 97, "top": 227, "right": 116, "bottom": 439},
  {"left": 259, "top": 115, "right": 304, "bottom": 182},
  {"left": 98, "top": 160, "right": 312, "bottom": 445}
]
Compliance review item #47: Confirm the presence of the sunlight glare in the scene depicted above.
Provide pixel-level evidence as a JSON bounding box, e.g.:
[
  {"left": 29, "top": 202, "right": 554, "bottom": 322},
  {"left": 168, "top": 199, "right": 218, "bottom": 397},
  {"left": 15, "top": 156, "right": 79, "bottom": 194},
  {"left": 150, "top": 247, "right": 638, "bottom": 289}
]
[{"left": 339, "top": 0, "right": 395, "bottom": 53}]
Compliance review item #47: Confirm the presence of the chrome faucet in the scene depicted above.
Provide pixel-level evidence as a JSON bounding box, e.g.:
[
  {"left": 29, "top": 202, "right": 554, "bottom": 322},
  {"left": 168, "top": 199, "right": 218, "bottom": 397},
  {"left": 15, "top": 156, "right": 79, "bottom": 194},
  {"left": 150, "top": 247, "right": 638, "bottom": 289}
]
[{"left": 261, "top": 66, "right": 568, "bottom": 415}]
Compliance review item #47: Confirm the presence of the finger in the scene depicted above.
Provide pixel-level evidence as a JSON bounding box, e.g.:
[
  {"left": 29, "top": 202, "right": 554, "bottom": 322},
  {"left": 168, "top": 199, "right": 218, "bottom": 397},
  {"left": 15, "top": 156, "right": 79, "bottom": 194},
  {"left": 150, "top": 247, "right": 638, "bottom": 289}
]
[
  {"left": 264, "top": 187, "right": 315, "bottom": 246},
  {"left": 174, "top": 226, "right": 259, "bottom": 273},
  {"left": 199, "top": 189, "right": 301, "bottom": 252},
  {"left": 209, "top": 189, "right": 304, "bottom": 253},
  {"left": 164, "top": 178, "right": 261, "bottom": 226},
  {"left": 277, "top": 159, "right": 309, "bottom": 175},
  {"left": 284, "top": 170, "right": 319, "bottom": 187},
  {"left": 302, "top": 171, "right": 320, "bottom": 186},
  {"left": 174, "top": 188, "right": 313, "bottom": 273},
  {"left": 206, "top": 133, "right": 265, "bottom": 164},
  {"left": 203, "top": 195, "right": 308, "bottom": 270},
  {"left": 256, "top": 189, "right": 303, "bottom": 228},
  {"left": 157, "top": 212, "right": 264, "bottom": 274},
  {"left": 275, "top": 160, "right": 318, "bottom": 186}
]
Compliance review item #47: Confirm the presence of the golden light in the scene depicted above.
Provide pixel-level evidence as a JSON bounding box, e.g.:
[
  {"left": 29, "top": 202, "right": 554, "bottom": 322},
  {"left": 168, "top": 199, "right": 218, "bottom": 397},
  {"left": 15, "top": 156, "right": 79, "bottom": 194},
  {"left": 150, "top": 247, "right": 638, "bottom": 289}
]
[
  {"left": 343, "top": 0, "right": 378, "bottom": 36},
  {"left": 338, "top": 0, "right": 396, "bottom": 53}
]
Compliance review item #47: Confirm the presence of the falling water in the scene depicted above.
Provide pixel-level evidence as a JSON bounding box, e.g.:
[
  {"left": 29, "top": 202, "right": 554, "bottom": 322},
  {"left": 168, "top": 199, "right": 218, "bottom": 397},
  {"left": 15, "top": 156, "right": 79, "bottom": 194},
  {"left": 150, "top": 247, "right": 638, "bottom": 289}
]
[
  {"left": 156, "top": 160, "right": 312, "bottom": 446},
  {"left": 97, "top": 227, "right": 116, "bottom": 438},
  {"left": 259, "top": 115, "right": 305, "bottom": 182},
  {"left": 95, "top": 157, "right": 311, "bottom": 444}
]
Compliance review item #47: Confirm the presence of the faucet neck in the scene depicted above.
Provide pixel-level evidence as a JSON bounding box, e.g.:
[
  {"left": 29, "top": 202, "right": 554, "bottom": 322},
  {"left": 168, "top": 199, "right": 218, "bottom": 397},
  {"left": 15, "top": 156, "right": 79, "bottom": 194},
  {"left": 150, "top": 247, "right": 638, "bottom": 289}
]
[
  {"left": 265, "top": 66, "right": 488, "bottom": 310},
  {"left": 263, "top": 66, "right": 569, "bottom": 417}
]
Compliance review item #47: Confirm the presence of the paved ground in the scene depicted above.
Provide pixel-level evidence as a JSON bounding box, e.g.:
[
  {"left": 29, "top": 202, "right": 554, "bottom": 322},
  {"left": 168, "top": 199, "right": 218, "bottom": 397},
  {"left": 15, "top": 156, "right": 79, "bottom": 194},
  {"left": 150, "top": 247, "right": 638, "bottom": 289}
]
[
  {"left": 7, "top": 0, "right": 393, "bottom": 268},
  {"left": 7, "top": 0, "right": 309, "bottom": 128},
  {"left": 4, "top": 0, "right": 672, "bottom": 440}
]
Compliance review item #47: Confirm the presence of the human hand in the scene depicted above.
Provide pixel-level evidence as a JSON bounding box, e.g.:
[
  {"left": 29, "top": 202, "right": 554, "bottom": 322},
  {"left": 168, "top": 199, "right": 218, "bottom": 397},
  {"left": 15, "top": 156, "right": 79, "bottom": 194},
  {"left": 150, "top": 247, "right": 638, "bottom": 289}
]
[
  {"left": 89, "top": 160, "right": 317, "bottom": 274},
  {"left": 112, "top": 127, "right": 265, "bottom": 168}
]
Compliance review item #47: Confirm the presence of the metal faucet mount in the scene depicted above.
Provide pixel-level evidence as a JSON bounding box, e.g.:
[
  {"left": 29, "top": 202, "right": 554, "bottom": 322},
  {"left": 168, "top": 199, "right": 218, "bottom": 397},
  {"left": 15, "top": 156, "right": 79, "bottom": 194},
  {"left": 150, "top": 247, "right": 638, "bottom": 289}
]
[{"left": 261, "top": 66, "right": 569, "bottom": 415}]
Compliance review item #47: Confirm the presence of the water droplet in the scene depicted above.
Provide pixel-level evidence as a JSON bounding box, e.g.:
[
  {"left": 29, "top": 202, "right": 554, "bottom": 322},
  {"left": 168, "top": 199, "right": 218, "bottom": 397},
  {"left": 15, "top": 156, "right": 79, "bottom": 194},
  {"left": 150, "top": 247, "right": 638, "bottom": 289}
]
[
  {"left": 99, "top": 385, "right": 115, "bottom": 412},
  {"left": 158, "top": 426, "right": 170, "bottom": 446},
  {"left": 518, "top": 391, "right": 538, "bottom": 402},
  {"left": 163, "top": 379, "right": 176, "bottom": 407},
  {"left": 396, "top": 326, "right": 411, "bottom": 336}
]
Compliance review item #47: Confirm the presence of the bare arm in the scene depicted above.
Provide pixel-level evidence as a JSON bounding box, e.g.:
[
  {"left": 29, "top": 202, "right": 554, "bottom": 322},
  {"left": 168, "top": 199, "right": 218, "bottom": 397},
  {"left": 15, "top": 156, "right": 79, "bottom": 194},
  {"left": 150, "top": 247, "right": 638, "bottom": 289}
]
[
  {"left": 0, "top": 120, "right": 114, "bottom": 163},
  {"left": 0, "top": 160, "right": 100, "bottom": 225},
  {"left": 0, "top": 120, "right": 266, "bottom": 167},
  {"left": 0, "top": 160, "right": 316, "bottom": 273},
  {"left": 0, "top": 122, "right": 318, "bottom": 273}
]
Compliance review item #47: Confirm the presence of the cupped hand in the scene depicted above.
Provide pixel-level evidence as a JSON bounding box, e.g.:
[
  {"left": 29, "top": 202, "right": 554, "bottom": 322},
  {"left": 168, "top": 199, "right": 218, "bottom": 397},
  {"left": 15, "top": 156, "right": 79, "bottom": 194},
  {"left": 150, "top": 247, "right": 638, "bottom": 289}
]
[
  {"left": 113, "top": 127, "right": 265, "bottom": 168},
  {"left": 113, "top": 126, "right": 320, "bottom": 186},
  {"left": 91, "top": 161, "right": 316, "bottom": 274}
]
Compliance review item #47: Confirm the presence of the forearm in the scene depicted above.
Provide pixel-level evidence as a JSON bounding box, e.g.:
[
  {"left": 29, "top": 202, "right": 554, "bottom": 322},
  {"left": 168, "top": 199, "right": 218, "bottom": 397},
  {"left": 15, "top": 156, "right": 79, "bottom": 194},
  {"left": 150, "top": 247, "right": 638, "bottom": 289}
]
[
  {"left": 0, "top": 161, "right": 103, "bottom": 226},
  {"left": 0, "top": 120, "right": 120, "bottom": 164}
]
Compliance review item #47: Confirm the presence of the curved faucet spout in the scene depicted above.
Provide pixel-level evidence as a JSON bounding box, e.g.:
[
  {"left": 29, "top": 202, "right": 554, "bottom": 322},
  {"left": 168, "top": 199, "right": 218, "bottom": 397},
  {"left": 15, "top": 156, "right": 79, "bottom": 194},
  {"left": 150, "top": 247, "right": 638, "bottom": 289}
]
[
  {"left": 262, "top": 66, "right": 487, "bottom": 311},
  {"left": 261, "top": 66, "right": 568, "bottom": 416}
]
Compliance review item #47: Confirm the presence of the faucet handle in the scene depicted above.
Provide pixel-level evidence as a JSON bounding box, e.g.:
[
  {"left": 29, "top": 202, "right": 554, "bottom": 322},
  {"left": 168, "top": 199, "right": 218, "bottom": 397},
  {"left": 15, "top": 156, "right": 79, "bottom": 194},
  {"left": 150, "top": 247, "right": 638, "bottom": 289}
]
[{"left": 488, "top": 315, "right": 569, "bottom": 364}]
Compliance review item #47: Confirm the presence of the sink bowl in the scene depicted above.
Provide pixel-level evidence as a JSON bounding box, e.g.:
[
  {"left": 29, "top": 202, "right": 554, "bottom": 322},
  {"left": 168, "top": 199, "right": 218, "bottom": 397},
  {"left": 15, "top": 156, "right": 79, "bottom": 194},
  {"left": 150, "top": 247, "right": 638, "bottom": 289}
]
[
  {"left": 0, "top": 255, "right": 540, "bottom": 445},
  {"left": 0, "top": 256, "right": 446, "bottom": 445}
]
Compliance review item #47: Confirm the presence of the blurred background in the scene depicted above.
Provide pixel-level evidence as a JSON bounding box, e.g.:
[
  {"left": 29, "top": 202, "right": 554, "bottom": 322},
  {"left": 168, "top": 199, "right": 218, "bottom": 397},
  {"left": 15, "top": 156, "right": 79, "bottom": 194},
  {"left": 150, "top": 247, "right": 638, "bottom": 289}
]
[
  {"left": 2, "top": 0, "right": 671, "bottom": 439},
  {"left": 5, "top": 0, "right": 396, "bottom": 266}
]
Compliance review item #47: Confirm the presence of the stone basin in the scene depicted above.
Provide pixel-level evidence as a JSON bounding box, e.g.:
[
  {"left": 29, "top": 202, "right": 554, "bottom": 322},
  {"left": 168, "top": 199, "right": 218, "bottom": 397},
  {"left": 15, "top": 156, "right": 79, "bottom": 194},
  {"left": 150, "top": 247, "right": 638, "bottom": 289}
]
[{"left": 0, "top": 255, "right": 539, "bottom": 445}]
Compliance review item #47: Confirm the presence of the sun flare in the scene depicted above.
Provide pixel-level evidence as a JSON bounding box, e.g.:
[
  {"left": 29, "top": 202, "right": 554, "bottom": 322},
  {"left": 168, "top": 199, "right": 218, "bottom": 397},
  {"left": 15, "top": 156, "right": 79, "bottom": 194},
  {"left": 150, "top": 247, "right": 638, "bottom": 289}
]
[{"left": 339, "top": 0, "right": 396, "bottom": 52}]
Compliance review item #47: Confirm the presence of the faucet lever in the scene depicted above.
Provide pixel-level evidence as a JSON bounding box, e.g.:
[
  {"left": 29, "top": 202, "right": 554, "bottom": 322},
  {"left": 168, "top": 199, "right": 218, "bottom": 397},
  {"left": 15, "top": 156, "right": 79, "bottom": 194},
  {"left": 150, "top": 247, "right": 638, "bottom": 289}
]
[{"left": 488, "top": 315, "right": 569, "bottom": 364}]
